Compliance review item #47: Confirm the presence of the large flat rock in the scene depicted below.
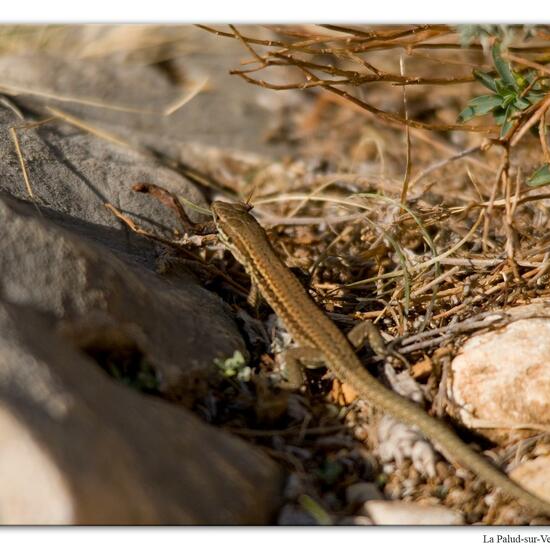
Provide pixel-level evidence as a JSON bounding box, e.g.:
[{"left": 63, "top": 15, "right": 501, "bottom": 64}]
[
  {"left": 449, "top": 308, "right": 550, "bottom": 441},
  {"left": 0, "top": 105, "right": 206, "bottom": 259},
  {"left": 0, "top": 194, "right": 243, "bottom": 395},
  {"left": 0, "top": 299, "right": 282, "bottom": 524}
]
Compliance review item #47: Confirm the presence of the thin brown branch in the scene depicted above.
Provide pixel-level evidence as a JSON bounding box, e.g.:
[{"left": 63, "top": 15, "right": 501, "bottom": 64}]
[
  {"left": 319, "top": 24, "right": 452, "bottom": 42},
  {"left": 105, "top": 203, "right": 248, "bottom": 296},
  {"left": 318, "top": 90, "right": 495, "bottom": 173},
  {"left": 400, "top": 55, "right": 412, "bottom": 207},
  {"left": 321, "top": 82, "right": 495, "bottom": 133},
  {"left": 504, "top": 53, "right": 550, "bottom": 77},
  {"left": 229, "top": 24, "right": 266, "bottom": 65},
  {"left": 268, "top": 51, "right": 475, "bottom": 85},
  {"left": 511, "top": 92, "right": 550, "bottom": 147},
  {"left": 132, "top": 183, "right": 216, "bottom": 235}
]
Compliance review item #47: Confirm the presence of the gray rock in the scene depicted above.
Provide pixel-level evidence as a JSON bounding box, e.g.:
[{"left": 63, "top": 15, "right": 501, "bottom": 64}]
[
  {"left": 0, "top": 194, "right": 243, "bottom": 395},
  {"left": 0, "top": 104, "right": 206, "bottom": 255},
  {"left": 0, "top": 299, "right": 282, "bottom": 524}
]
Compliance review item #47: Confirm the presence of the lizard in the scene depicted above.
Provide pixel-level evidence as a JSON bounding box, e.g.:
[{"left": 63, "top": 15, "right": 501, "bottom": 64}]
[{"left": 210, "top": 199, "right": 550, "bottom": 517}]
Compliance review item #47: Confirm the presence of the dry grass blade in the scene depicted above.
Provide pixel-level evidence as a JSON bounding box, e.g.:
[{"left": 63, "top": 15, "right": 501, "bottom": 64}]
[
  {"left": 9, "top": 126, "right": 34, "bottom": 199},
  {"left": 46, "top": 106, "right": 136, "bottom": 150},
  {"left": 0, "top": 83, "right": 160, "bottom": 114},
  {"left": 163, "top": 76, "right": 209, "bottom": 116}
]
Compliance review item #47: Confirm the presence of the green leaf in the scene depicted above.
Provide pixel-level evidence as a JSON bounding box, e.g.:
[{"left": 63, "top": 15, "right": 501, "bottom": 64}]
[
  {"left": 494, "top": 79, "right": 509, "bottom": 97},
  {"left": 470, "top": 95, "right": 503, "bottom": 111},
  {"left": 513, "top": 96, "right": 531, "bottom": 110},
  {"left": 527, "top": 164, "right": 550, "bottom": 187},
  {"left": 457, "top": 106, "right": 476, "bottom": 123},
  {"left": 493, "top": 107, "right": 507, "bottom": 125},
  {"left": 501, "top": 92, "right": 516, "bottom": 108},
  {"left": 499, "top": 104, "right": 516, "bottom": 138},
  {"left": 474, "top": 69, "right": 498, "bottom": 92},
  {"left": 457, "top": 106, "right": 477, "bottom": 123},
  {"left": 458, "top": 94, "right": 502, "bottom": 122},
  {"left": 492, "top": 41, "right": 518, "bottom": 91}
]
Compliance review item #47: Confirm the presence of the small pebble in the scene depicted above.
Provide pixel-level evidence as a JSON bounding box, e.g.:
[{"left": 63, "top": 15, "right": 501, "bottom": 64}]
[
  {"left": 283, "top": 473, "right": 304, "bottom": 500},
  {"left": 353, "top": 425, "right": 369, "bottom": 441},
  {"left": 410, "top": 356, "right": 433, "bottom": 381},
  {"left": 338, "top": 515, "right": 373, "bottom": 526},
  {"left": 465, "top": 511, "right": 484, "bottom": 524},
  {"left": 346, "top": 482, "right": 384, "bottom": 506},
  {"left": 402, "top": 479, "right": 419, "bottom": 497},
  {"left": 445, "top": 488, "right": 468, "bottom": 507},
  {"left": 416, "top": 496, "right": 442, "bottom": 507},
  {"left": 436, "top": 461, "right": 451, "bottom": 478},
  {"left": 443, "top": 475, "right": 461, "bottom": 490},
  {"left": 364, "top": 500, "right": 464, "bottom": 525},
  {"left": 277, "top": 504, "right": 317, "bottom": 526}
]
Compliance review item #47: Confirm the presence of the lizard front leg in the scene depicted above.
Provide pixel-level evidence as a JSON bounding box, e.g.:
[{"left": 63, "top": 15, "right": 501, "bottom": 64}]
[
  {"left": 278, "top": 320, "right": 385, "bottom": 389},
  {"left": 278, "top": 346, "right": 326, "bottom": 389}
]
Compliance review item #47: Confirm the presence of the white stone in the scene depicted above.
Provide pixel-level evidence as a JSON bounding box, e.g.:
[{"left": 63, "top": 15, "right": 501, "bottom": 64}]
[
  {"left": 364, "top": 500, "right": 463, "bottom": 525},
  {"left": 510, "top": 456, "right": 550, "bottom": 503},
  {"left": 449, "top": 319, "right": 550, "bottom": 433}
]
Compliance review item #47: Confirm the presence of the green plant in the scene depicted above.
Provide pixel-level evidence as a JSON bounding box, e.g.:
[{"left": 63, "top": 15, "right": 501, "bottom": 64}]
[
  {"left": 528, "top": 164, "right": 550, "bottom": 186},
  {"left": 458, "top": 42, "right": 548, "bottom": 138},
  {"left": 458, "top": 25, "right": 537, "bottom": 50},
  {"left": 458, "top": 40, "right": 550, "bottom": 186},
  {"left": 214, "top": 350, "right": 251, "bottom": 382}
]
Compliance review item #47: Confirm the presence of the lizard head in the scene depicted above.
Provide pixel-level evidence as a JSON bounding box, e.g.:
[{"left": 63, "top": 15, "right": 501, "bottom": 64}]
[
  {"left": 211, "top": 200, "right": 253, "bottom": 224},
  {"left": 211, "top": 200, "right": 257, "bottom": 260}
]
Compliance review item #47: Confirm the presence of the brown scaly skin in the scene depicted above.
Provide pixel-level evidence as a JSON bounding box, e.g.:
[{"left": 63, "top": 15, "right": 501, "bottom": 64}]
[{"left": 211, "top": 200, "right": 550, "bottom": 518}]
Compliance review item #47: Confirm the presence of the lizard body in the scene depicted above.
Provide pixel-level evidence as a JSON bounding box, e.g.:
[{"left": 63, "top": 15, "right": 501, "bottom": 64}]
[{"left": 211, "top": 200, "right": 550, "bottom": 517}]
